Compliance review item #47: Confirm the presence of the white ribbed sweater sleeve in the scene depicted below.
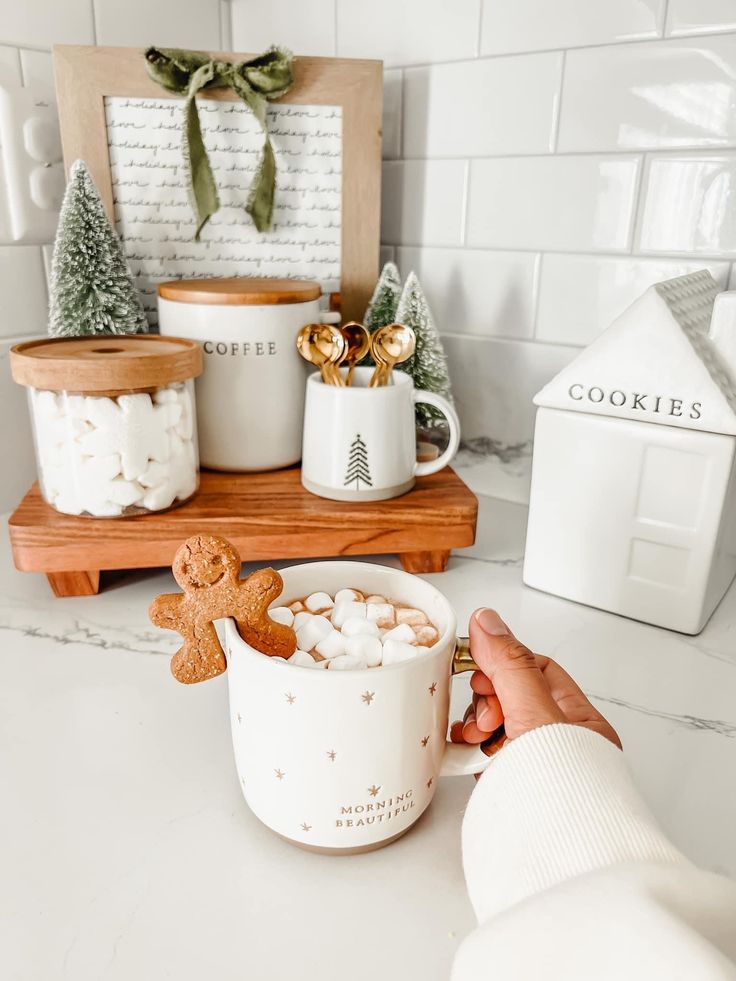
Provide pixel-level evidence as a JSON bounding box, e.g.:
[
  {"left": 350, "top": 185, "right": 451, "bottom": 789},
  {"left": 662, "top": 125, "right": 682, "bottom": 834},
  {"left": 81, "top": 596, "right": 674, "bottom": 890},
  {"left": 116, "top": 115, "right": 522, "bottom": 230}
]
[{"left": 453, "top": 724, "right": 736, "bottom": 980}]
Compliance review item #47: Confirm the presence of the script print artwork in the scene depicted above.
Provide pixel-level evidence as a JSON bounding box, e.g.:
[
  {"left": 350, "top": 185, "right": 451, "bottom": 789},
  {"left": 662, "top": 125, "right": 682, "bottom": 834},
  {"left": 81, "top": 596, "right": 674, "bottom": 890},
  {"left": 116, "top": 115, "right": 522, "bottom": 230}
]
[{"left": 104, "top": 96, "right": 342, "bottom": 325}]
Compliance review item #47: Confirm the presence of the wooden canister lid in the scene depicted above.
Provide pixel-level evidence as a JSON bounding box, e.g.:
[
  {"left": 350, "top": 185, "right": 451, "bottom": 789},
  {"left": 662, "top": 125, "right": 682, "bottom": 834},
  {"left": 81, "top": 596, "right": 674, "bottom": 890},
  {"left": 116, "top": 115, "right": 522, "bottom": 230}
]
[
  {"left": 157, "top": 277, "right": 322, "bottom": 306},
  {"left": 10, "top": 335, "right": 203, "bottom": 392}
]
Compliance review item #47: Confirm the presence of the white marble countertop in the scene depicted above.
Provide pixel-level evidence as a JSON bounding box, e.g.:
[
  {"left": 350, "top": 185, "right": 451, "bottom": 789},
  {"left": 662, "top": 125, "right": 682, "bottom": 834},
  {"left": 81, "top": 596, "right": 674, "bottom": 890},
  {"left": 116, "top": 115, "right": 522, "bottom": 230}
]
[{"left": 2, "top": 492, "right": 735, "bottom": 981}]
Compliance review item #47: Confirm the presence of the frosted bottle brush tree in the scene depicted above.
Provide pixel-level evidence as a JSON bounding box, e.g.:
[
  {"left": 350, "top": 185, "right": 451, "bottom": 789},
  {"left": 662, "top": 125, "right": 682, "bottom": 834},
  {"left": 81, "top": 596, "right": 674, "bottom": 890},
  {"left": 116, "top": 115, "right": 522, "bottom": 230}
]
[
  {"left": 49, "top": 160, "right": 148, "bottom": 338},
  {"left": 364, "top": 261, "right": 402, "bottom": 334},
  {"left": 395, "top": 271, "right": 454, "bottom": 428}
]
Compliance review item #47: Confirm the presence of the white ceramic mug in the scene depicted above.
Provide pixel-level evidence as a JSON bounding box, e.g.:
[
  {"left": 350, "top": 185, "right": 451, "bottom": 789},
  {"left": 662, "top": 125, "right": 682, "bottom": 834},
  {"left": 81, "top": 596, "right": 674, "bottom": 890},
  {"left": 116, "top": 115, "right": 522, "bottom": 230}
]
[
  {"left": 301, "top": 367, "right": 461, "bottom": 501},
  {"left": 224, "top": 561, "right": 491, "bottom": 853}
]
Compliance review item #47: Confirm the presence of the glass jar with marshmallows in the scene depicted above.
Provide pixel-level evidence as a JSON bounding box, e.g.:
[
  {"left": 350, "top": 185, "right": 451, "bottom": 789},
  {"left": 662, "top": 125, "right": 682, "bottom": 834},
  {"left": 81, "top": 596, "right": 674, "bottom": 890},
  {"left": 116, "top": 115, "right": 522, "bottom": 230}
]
[{"left": 10, "top": 335, "right": 202, "bottom": 517}]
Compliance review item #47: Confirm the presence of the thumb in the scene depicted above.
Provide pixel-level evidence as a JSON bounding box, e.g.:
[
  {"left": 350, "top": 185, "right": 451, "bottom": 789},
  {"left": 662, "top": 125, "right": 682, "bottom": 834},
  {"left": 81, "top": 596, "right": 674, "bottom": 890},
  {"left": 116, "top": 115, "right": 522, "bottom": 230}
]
[{"left": 469, "top": 609, "right": 565, "bottom": 740}]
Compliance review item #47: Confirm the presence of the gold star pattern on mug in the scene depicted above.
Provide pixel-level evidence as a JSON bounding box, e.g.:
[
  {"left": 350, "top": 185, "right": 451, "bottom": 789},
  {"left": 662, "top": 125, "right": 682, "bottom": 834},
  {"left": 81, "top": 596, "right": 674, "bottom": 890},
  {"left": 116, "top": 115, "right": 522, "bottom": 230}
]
[
  {"left": 368, "top": 784, "right": 381, "bottom": 797},
  {"left": 236, "top": 712, "right": 242, "bottom": 724},
  {"left": 285, "top": 692, "right": 296, "bottom": 705},
  {"left": 327, "top": 750, "right": 337, "bottom": 762},
  {"left": 274, "top": 769, "right": 285, "bottom": 780},
  {"left": 427, "top": 777, "right": 434, "bottom": 789},
  {"left": 361, "top": 690, "right": 375, "bottom": 705},
  {"left": 428, "top": 682, "right": 438, "bottom": 696},
  {"left": 421, "top": 735, "right": 430, "bottom": 747},
  {"left": 301, "top": 822, "right": 312, "bottom": 832}
]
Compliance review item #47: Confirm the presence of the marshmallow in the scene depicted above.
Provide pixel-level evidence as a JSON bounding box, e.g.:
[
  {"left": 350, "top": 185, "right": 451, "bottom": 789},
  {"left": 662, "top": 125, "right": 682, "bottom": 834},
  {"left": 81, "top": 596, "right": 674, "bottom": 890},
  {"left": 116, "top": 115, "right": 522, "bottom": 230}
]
[
  {"left": 269, "top": 606, "right": 294, "bottom": 627},
  {"left": 305, "top": 591, "right": 334, "bottom": 614},
  {"left": 397, "top": 607, "right": 429, "bottom": 626},
  {"left": 331, "top": 601, "right": 367, "bottom": 628},
  {"left": 366, "top": 603, "right": 396, "bottom": 628},
  {"left": 288, "top": 601, "right": 305, "bottom": 613},
  {"left": 414, "top": 646, "right": 431, "bottom": 656},
  {"left": 142, "top": 483, "right": 177, "bottom": 512},
  {"left": 341, "top": 617, "right": 380, "bottom": 638},
  {"left": 382, "top": 623, "right": 417, "bottom": 645},
  {"left": 153, "top": 387, "right": 178, "bottom": 404},
  {"left": 176, "top": 387, "right": 194, "bottom": 440},
  {"left": 382, "top": 640, "right": 417, "bottom": 665},
  {"left": 288, "top": 650, "right": 319, "bottom": 668},
  {"left": 344, "top": 635, "right": 382, "bottom": 667},
  {"left": 335, "top": 588, "right": 364, "bottom": 604},
  {"left": 293, "top": 611, "right": 313, "bottom": 631},
  {"left": 86, "top": 500, "right": 124, "bottom": 518},
  {"left": 328, "top": 653, "right": 368, "bottom": 670},
  {"left": 53, "top": 490, "right": 83, "bottom": 516},
  {"left": 107, "top": 478, "right": 145, "bottom": 507},
  {"left": 365, "top": 594, "right": 387, "bottom": 604},
  {"left": 138, "top": 461, "right": 170, "bottom": 488},
  {"left": 414, "top": 625, "right": 439, "bottom": 647},
  {"left": 315, "top": 629, "right": 347, "bottom": 660},
  {"left": 296, "top": 614, "right": 333, "bottom": 652}
]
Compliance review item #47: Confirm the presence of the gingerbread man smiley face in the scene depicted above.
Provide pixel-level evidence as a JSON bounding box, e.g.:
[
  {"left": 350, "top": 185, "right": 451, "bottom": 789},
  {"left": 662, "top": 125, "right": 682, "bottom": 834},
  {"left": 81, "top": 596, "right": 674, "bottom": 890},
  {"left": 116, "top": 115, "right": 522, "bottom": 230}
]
[
  {"left": 150, "top": 534, "right": 297, "bottom": 684},
  {"left": 173, "top": 536, "right": 240, "bottom": 592}
]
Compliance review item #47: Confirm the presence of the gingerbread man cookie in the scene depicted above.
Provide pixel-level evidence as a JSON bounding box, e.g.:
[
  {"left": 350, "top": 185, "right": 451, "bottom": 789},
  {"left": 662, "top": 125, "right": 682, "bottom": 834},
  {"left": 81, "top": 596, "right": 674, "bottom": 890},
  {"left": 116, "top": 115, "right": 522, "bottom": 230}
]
[{"left": 149, "top": 534, "right": 297, "bottom": 684}]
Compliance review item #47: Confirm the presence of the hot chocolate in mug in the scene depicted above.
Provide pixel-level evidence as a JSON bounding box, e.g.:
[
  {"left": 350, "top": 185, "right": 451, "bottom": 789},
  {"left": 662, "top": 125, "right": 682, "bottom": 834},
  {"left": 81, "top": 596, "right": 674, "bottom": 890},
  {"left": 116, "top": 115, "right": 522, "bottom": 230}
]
[
  {"left": 224, "top": 560, "right": 492, "bottom": 853},
  {"left": 301, "top": 367, "right": 461, "bottom": 501}
]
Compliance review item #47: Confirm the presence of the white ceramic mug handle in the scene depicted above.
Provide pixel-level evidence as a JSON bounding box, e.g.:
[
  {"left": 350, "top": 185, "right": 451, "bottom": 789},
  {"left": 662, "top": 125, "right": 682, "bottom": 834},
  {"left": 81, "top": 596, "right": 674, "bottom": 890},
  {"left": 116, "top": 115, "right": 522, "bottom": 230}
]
[
  {"left": 440, "top": 637, "right": 502, "bottom": 778},
  {"left": 412, "top": 390, "right": 461, "bottom": 477},
  {"left": 321, "top": 311, "right": 341, "bottom": 325}
]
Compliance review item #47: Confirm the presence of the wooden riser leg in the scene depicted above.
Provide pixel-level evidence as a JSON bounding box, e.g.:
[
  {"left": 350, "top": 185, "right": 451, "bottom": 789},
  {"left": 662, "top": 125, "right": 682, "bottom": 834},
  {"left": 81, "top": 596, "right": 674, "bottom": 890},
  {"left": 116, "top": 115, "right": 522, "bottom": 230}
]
[
  {"left": 46, "top": 570, "right": 101, "bottom": 597},
  {"left": 399, "top": 550, "right": 451, "bottom": 574}
]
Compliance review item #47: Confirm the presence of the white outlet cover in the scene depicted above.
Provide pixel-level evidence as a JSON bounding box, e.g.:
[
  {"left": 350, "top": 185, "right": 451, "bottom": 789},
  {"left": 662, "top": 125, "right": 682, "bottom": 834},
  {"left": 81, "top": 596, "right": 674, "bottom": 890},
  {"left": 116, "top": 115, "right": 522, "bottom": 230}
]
[{"left": 0, "top": 79, "right": 63, "bottom": 244}]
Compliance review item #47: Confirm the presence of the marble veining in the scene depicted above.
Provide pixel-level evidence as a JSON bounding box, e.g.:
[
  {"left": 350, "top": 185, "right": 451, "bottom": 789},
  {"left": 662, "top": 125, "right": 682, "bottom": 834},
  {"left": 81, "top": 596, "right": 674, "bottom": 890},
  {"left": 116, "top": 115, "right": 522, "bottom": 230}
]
[{"left": 1, "top": 493, "right": 734, "bottom": 981}]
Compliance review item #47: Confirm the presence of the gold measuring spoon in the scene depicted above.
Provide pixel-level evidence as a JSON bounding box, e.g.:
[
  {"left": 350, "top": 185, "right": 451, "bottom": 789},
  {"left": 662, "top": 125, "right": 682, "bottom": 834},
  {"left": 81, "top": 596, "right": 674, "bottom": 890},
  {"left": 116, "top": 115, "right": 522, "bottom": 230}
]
[
  {"left": 340, "top": 321, "right": 371, "bottom": 386},
  {"left": 369, "top": 324, "right": 416, "bottom": 387},
  {"left": 297, "top": 324, "right": 346, "bottom": 386}
]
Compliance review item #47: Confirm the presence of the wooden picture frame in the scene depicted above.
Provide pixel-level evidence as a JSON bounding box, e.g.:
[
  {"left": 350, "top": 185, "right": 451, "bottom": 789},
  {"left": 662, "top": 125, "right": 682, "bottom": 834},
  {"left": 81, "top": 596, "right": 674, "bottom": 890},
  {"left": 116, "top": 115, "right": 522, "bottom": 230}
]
[{"left": 52, "top": 45, "right": 382, "bottom": 321}]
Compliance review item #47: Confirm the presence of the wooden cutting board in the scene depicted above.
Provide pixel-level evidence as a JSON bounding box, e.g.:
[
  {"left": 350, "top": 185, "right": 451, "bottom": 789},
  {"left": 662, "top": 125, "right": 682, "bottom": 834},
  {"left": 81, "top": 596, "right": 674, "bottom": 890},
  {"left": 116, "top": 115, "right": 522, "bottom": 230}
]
[{"left": 8, "top": 467, "right": 478, "bottom": 596}]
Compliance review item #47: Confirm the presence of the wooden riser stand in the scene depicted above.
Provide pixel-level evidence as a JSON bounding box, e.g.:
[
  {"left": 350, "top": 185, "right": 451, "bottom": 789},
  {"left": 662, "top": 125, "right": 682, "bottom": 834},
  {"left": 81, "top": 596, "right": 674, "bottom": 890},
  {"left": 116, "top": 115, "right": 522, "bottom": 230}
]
[{"left": 9, "top": 468, "right": 478, "bottom": 597}]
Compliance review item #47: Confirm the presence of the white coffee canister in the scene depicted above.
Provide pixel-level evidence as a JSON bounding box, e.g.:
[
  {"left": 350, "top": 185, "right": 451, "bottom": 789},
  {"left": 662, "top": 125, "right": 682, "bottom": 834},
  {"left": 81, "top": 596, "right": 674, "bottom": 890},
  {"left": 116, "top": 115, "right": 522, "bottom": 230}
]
[{"left": 158, "top": 278, "right": 338, "bottom": 472}]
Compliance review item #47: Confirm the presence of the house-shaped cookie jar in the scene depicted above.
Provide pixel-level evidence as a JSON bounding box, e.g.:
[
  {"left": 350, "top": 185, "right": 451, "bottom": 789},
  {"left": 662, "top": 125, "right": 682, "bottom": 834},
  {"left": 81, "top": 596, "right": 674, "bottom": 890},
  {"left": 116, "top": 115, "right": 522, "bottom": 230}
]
[{"left": 523, "top": 270, "right": 736, "bottom": 634}]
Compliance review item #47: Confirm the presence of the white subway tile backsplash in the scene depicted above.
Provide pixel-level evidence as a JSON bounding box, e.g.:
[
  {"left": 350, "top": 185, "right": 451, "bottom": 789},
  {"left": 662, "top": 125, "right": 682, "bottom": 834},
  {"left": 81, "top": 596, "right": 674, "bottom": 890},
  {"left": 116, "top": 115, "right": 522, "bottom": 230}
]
[
  {"left": 559, "top": 37, "right": 736, "bottom": 152},
  {"left": 536, "top": 253, "right": 730, "bottom": 346},
  {"left": 666, "top": 0, "right": 736, "bottom": 38},
  {"left": 396, "top": 246, "right": 538, "bottom": 339},
  {"left": 94, "top": 0, "right": 222, "bottom": 48},
  {"left": 0, "top": 46, "right": 22, "bottom": 86},
  {"left": 0, "top": 246, "right": 47, "bottom": 338},
  {"left": 480, "top": 0, "right": 664, "bottom": 55},
  {"left": 403, "top": 53, "right": 561, "bottom": 158},
  {"left": 0, "top": 336, "right": 36, "bottom": 512},
  {"left": 231, "top": 0, "right": 336, "bottom": 57},
  {"left": 637, "top": 154, "right": 736, "bottom": 256},
  {"left": 379, "top": 245, "right": 395, "bottom": 267},
  {"left": 0, "top": 1, "right": 94, "bottom": 48},
  {"left": 382, "top": 70, "right": 402, "bottom": 160},
  {"left": 381, "top": 160, "right": 467, "bottom": 247},
  {"left": 442, "top": 333, "right": 580, "bottom": 444},
  {"left": 467, "top": 156, "right": 640, "bottom": 253},
  {"left": 18, "top": 49, "right": 53, "bottom": 90},
  {"left": 337, "top": 0, "right": 480, "bottom": 67}
]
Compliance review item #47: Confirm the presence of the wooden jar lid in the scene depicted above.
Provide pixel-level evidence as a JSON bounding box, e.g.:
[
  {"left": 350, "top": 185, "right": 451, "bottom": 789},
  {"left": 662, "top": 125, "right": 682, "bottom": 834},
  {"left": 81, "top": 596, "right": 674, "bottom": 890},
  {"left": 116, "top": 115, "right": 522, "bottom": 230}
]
[
  {"left": 157, "top": 277, "right": 322, "bottom": 306},
  {"left": 10, "top": 335, "right": 203, "bottom": 392}
]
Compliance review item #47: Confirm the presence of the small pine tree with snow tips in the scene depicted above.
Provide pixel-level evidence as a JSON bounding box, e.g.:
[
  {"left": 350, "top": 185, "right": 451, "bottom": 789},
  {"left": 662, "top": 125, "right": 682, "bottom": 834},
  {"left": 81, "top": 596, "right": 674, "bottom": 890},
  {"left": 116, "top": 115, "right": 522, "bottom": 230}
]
[
  {"left": 49, "top": 160, "right": 148, "bottom": 337},
  {"left": 395, "top": 271, "right": 453, "bottom": 427}
]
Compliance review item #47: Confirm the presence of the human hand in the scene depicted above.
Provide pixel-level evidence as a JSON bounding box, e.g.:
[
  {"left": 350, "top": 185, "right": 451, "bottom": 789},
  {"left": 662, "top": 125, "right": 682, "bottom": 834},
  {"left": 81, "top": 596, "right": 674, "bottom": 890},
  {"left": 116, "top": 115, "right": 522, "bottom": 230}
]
[{"left": 450, "top": 609, "right": 620, "bottom": 757}]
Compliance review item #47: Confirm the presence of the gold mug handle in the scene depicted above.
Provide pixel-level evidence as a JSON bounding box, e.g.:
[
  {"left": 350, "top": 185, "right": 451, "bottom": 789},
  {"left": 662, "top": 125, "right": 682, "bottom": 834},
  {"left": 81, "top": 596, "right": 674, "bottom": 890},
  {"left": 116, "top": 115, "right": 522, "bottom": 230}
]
[{"left": 443, "top": 636, "right": 507, "bottom": 773}]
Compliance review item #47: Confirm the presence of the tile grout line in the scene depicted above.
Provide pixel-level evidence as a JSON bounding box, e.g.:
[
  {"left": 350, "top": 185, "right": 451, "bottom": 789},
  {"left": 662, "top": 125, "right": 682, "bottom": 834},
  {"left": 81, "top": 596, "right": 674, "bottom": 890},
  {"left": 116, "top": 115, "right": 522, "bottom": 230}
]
[
  {"left": 551, "top": 49, "right": 566, "bottom": 152},
  {"left": 377, "top": 27, "right": 736, "bottom": 73},
  {"left": 531, "top": 253, "right": 544, "bottom": 340},
  {"left": 377, "top": 241, "right": 734, "bottom": 263},
  {"left": 629, "top": 153, "right": 649, "bottom": 255},
  {"left": 475, "top": 0, "right": 485, "bottom": 58},
  {"left": 392, "top": 149, "right": 736, "bottom": 161},
  {"left": 89, "top": 0, "right": 98, "bottom": 45}
]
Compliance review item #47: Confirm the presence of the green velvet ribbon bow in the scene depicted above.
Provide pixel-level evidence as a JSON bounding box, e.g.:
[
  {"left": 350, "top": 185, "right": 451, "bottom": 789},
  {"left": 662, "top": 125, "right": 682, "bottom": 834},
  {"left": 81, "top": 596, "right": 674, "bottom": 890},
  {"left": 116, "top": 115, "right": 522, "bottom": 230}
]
[{"left": 144, "top": 46, "right": 294, "bottom": 239}]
